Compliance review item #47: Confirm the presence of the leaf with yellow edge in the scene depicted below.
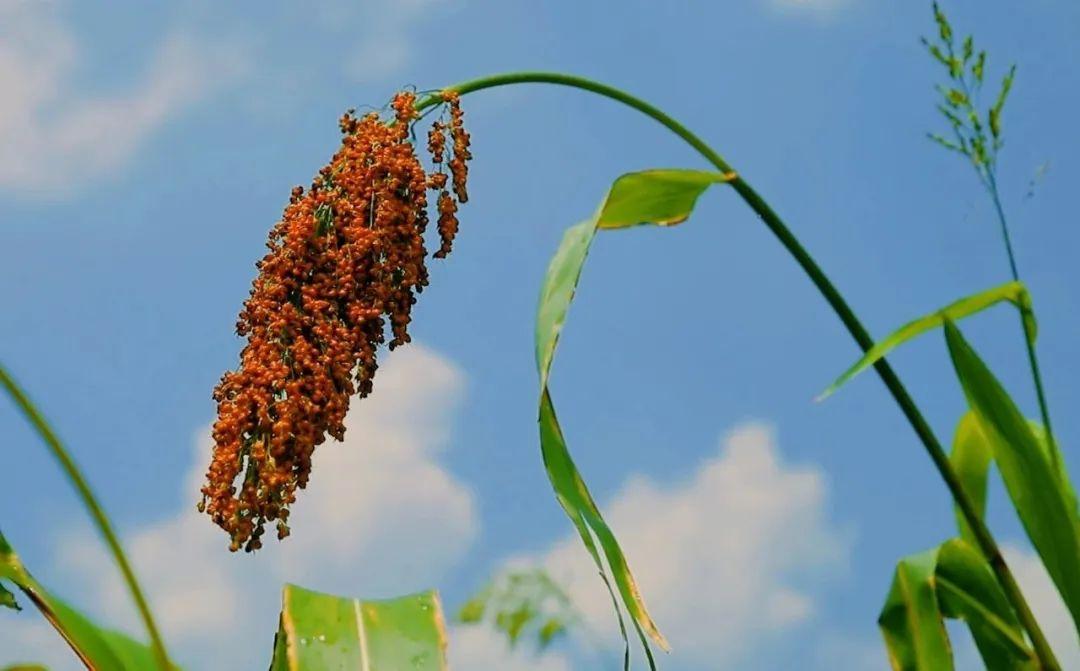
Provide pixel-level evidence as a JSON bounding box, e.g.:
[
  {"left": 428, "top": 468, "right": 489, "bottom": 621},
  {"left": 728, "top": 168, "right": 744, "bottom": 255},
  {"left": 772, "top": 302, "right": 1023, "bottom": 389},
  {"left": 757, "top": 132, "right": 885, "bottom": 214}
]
[
  {"left": 879, "top": 538, "right": 1036, "bottom": 671},
  {"left": 535, "top": 168, "right": 735, "bottom": 668},
  {"left": 269, "top": 584, "right": 448, "bottom": 671}
]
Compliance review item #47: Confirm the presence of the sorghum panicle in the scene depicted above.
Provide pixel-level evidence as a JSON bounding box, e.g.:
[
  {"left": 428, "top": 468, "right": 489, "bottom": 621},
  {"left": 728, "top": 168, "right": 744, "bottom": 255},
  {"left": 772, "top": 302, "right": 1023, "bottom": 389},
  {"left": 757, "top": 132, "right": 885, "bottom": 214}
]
[{"left": 200, "top": 90, "right": 472, "bottom": 552}]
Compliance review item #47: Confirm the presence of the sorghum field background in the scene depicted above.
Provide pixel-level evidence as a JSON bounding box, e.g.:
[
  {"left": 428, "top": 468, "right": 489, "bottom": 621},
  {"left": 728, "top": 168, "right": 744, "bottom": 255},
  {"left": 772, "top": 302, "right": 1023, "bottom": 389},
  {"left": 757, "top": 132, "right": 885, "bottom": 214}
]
[{"left": 2, "top": 1, "right": 1080, "bottom": 669}]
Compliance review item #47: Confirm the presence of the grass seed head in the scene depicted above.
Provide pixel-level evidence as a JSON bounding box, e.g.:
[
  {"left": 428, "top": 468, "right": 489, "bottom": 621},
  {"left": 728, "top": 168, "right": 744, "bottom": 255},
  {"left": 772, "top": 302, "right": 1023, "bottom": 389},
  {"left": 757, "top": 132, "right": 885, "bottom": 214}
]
[{"left": 200, "top": 90, "right": 472, "bottom": 551}]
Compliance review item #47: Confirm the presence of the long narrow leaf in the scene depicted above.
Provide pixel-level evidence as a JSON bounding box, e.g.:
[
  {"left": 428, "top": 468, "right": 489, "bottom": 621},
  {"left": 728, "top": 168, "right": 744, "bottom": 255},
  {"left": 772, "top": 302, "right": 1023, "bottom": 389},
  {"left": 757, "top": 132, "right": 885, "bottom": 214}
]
[
  {"left": 818, "top": 281, "right": 1031, "bottom": 400},
  {"left": 943, "top": 319, "right": 1080, "bottom": 636},
  {"left": 0, "top": 530, "right": 172, "bottom": 670},
  {"left": 535, "top": 168, "right": 735, "bottom": 662},
  {"left": 950, "top": 412, "right": 1080, "bottom": 553},
  {"left": 270, "top": 584, "right": 448, "bottom": 671},
  {"left": 879, "top": 538, "right": 1036, "bottom": 671}
]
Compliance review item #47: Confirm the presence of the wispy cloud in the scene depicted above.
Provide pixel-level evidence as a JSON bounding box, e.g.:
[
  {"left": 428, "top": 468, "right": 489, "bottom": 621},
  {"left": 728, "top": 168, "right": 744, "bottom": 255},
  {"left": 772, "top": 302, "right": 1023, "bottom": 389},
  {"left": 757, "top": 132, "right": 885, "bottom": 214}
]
[
  {"left": 0, "top": 369, "right": 861, "bottom": 669},
  {"left": 1002, "top": 546, "right": 1080, "bottom": 670},
  {"left": 0, "top": 1, "right": 249, "bottom": 197},
  {"left": 299, "top": 0, "right": 450, "bottom": 84},
  {"left": 0, "top": 345, "right": 477, "bottom": 670},
  {"left": 493, "top": 423, "right": 855, "bottom": 668}
]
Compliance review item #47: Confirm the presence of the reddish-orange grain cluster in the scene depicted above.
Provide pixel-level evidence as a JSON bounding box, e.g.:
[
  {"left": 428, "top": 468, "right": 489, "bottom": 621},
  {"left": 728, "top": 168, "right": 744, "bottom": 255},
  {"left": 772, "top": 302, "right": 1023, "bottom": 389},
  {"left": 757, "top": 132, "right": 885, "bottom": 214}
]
[{"left": 200, "top": 90, "right": 472, "bottom": 551}]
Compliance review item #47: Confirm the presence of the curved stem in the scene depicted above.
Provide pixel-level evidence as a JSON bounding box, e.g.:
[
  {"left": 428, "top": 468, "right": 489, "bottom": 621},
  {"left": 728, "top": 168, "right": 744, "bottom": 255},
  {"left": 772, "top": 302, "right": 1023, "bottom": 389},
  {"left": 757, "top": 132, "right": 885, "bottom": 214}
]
[
  {"left": 419, "top": 71, "right": 1061, "bottom": 669},
  {"left": 0, "top": 365, "right": 173, "bottom": 671}
]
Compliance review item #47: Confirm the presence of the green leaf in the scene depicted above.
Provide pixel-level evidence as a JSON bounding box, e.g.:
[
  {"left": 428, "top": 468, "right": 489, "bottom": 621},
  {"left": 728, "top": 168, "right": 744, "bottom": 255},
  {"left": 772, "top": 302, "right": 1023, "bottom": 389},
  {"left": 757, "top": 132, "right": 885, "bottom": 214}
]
[
  {"left": 1, "top": 580, "right": 18, "bottom": 611},
  {"left": 880, "top": 547, "right": 953, "bottom": 670},
  {"left": 2, "top": 666, "right": 50, "bottom": 671},
  {"left": 270, "top": 584, "right": 448, "bottom": 671},
  {"left": 943, "top": 320, "right": 1080, "bottom": 634},
  {"left": 594, "top": 169, "right": 734, "bottom": 230},
  {"left": 936, "top": 540, "right": 1036, "bottom": 670},
  {"left": 879, "top": 539, "right": 1036, "bottom": 671},
  {"left": 535, "top": 168, "right": 735, "bottom": 662},
  {"left": 949, "top": 412, "right": 992, "bottom": 550},
  {"left": 950, "top": 412, "right": 1080, "bottom": 552},
  {"left": 457, "top": 568, "right": 579, "bottom": 653},
  {"left": 0, "top": 530, "right": 173, "bottom": 670},
  {"left": 818, "top": 281, "right": 1031, "bottom": 400}
]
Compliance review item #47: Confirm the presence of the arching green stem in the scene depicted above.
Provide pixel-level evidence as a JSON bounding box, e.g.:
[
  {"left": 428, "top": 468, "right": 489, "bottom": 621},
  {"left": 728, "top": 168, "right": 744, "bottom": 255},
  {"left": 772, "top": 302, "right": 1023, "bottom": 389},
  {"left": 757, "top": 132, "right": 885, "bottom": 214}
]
[
  {"left": 418, "top": 71, "right": 1061, "bottom": 670},
  {"left": 0, "top": 365, "right": 174, "bottom": 671}
]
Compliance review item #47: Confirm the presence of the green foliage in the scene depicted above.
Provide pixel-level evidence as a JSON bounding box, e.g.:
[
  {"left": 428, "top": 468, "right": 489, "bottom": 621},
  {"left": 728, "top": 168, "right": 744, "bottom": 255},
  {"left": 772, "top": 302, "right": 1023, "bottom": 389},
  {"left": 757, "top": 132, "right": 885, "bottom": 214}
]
[
  {"left": 943, "top": 320, "right": 1080, "bottom": 634},
  {"left": 818, "top": 280, "right": 1032, "bottom": 400},
  {"left": 949, "top": 412, "right": 993, "bottom": 550},
  {"left": 536, "top": 168, "right": 736, "bottom": 667},
  {"left": 0, "top": 530, "right": 175, "bottom": 670},
  {"left": 924, "top": 2, "right": 1016, "bottom": 186},
  {"left": 457, "top": 568, "right": 579, "bottom": 651},
  {"left": 0, "top": 580, "right": 18, "bottom": 611},
  {"left": 269, "top": 584, "right": 448, "bottom": 670},
  {"left": 879, "top": 538, "right": 1036, "bottom": 671}
]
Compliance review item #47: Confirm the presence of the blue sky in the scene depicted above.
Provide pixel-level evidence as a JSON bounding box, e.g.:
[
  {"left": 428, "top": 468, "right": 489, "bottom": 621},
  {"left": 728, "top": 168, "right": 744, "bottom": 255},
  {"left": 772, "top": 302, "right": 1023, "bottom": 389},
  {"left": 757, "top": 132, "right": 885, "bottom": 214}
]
[{"left": 1, "top": 0, "right": 1079, "bottom": 668}]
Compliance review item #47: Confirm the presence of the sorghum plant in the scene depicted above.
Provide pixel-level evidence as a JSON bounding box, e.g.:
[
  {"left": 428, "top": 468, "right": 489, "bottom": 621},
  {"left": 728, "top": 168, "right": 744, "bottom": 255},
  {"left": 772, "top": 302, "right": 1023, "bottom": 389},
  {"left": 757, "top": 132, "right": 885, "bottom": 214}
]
[{"left": 2, "top": 4, "right": 1077, "bottom": 670}]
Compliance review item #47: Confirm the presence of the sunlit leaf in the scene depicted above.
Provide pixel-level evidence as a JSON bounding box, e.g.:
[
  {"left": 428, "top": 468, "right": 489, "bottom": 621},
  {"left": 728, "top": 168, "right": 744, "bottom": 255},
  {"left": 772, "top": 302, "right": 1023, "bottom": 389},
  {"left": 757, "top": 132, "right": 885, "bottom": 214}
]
[
  {"left": 880, "top": 538, "right": 1036, "bottom": 671},
  {"left": 0, "top": 530, "right": 173, "bottom": 670},
  {"left": 595, "top": 170, "right": 734, "bottom": 229},
  {"left": 950, "top": 412, "right": 992, "bottom": 550},
  {"left": 818, "top": 281, "right": 1031, "bottom": 401},
  {"left": 944, "top": 320, "right": 1080, "bottom": 634},
  {"left": 950, "top": 412, "right": 1080, "bottom": 551},
  {"left": 2, "top": 666, "right": 49, "bottom": 671},
  {"left": 269, "top": 584, "right": 448, "bottom": 671},
  {"left": 535, "top": 168, "right": 736, "bottom": 664}
]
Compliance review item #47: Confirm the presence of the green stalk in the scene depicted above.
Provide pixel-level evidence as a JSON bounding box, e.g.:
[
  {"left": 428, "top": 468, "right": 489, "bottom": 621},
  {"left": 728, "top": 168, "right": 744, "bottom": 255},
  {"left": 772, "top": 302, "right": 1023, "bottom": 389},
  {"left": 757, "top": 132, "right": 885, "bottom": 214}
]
[
  {"left": 418, "top": 71, "right": 1062, "bottom": 669},
  {"left": 985, "top": 168, "right": 1060, "bottom": 471},
  {"left": 0, "top": 365, "right": 173, "bottom": 671}
]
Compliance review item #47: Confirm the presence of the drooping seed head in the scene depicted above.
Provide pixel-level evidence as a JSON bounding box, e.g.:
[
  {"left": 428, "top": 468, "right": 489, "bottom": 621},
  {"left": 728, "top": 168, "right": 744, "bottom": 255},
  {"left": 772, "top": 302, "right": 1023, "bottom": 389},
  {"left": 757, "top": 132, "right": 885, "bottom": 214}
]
[{"left": 201, "top": 90, "right": 473, "bottom": 551}]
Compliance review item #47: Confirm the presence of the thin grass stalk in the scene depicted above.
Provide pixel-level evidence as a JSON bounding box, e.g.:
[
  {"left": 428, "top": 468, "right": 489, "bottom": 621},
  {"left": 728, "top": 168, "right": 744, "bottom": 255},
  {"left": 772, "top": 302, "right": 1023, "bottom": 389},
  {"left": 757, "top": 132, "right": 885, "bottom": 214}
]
[
  {"left": 0, "top": 364, "right": 173, "bottom": 671},
  {"left": 416, "top": 71, "right": 1061, "bottom": 669},
  {"left": 985, "top": 168, "right": 1060, "bottom": 472}
]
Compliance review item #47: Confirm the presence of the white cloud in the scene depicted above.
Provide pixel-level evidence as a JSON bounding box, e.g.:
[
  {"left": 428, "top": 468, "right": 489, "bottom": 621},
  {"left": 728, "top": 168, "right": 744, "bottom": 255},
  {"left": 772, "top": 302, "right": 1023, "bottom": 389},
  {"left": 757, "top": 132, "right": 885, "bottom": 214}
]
[
  {"left": 1, "top": 345, "right": 477, "bottom": 670},
  {"left": 0, "top": 1, "right": 248, "bottom": 195},
  {"left": 448, "top": 625, "right": 574, "bottom": 671},
  {"left": 0, "top": 616, "right": 76, "bottom": 670},
  {"left": 522, "top": 423, "right": 852, "bottom": 668},
  {"left": 0, "top": 391, "right": 857, "bottom": 669},
  {"left": 1003, "top": 546, "right": 1080, "bottom": 670}
]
